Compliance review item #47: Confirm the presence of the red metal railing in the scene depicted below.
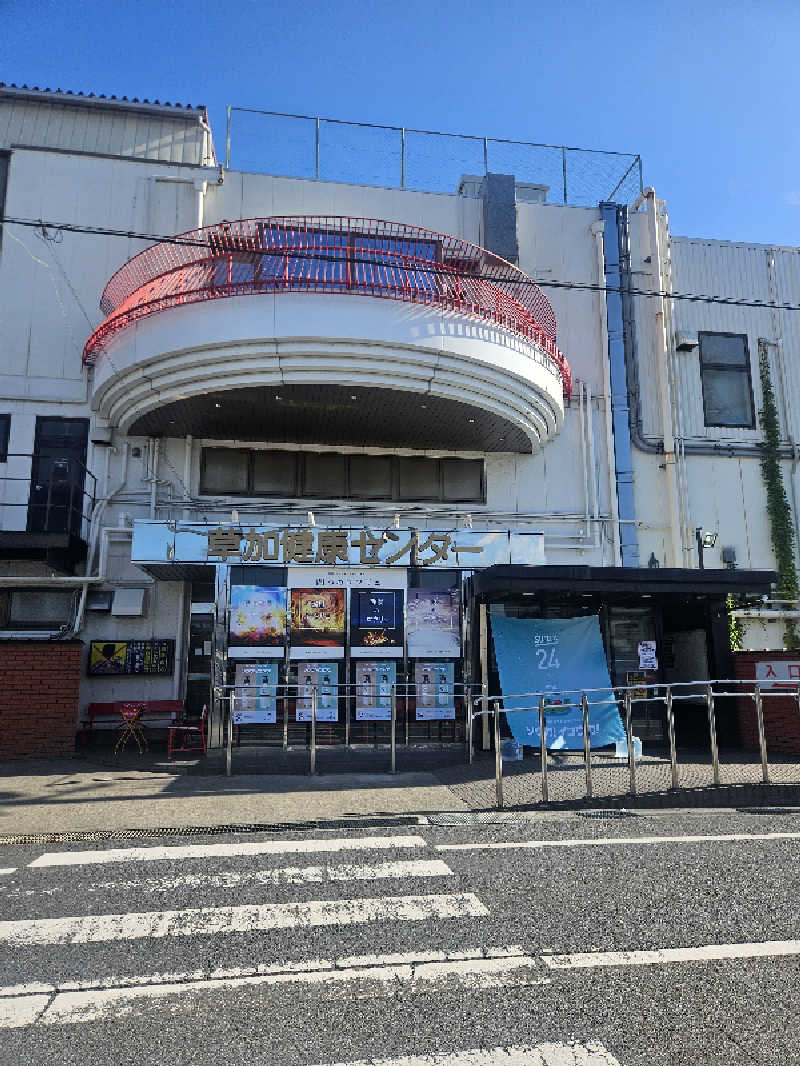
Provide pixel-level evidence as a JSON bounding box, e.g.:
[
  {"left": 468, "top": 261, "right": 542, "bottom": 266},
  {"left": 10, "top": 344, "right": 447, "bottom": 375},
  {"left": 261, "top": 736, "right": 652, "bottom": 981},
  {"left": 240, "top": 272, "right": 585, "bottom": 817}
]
[{"left": 84, "top": 217, "right": 571, "bottom": 398}]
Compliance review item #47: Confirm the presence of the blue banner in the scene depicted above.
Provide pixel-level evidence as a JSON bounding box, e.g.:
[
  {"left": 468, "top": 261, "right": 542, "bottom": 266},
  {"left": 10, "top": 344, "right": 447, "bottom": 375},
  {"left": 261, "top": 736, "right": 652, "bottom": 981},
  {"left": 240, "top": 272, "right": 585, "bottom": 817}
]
[{"left": 491, "top": 615, "right": 625, "bottom": 749}]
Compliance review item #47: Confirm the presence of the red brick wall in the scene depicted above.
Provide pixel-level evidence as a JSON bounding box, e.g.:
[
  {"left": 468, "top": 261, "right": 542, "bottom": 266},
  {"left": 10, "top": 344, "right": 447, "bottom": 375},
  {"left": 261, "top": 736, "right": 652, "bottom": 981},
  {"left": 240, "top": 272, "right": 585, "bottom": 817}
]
[
  {"left": 0, "top": 641, "right": 83, "bottom": 758},
  {"left": 732, "top": 652, "right": 800, "bottom": 754}
]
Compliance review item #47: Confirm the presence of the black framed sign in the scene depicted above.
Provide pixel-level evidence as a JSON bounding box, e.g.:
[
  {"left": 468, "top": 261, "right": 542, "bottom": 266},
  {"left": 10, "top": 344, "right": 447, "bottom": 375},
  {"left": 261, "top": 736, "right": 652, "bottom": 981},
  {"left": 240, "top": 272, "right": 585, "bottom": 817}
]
[{"left": 88, "top": 639, "right": 175, "bottom": 676}]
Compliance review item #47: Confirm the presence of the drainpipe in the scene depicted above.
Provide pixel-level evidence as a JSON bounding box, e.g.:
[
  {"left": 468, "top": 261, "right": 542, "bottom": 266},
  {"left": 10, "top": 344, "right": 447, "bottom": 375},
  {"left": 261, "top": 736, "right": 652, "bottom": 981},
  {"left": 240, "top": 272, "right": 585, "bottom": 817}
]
[
  {"left": 149, "top": 438, "right": 160, "bottom": 519},
  {"left": 646, "top": 190, "right": 682, "bottom": 567},
  {"left": 591, "top": 220, "right": 621, "bottom": 566},
  {"left": 183, "top": 435, "right": 193, "bottom": 520},
  {"left": 599, "top": 203, "right": 639, "bottom": 567}
]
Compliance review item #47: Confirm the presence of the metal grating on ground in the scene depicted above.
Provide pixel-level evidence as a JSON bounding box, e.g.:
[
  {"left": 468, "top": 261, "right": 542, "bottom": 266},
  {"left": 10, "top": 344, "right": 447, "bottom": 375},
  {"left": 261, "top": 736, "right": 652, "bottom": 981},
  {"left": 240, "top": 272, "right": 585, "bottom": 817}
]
[
  {"left": 576, "top": 809, "right": 638, "bottom": 820},
  {"left": 0, "top": 814, "right": 429, "bottom": 847}
]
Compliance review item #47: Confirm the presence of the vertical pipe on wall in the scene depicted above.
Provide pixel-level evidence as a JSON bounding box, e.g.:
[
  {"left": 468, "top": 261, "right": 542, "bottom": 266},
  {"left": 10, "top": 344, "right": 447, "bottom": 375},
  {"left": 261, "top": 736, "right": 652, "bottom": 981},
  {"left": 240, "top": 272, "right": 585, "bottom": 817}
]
[
  {"left": 646, "top": 191, "right": 682, "bottom": 567},
  {"left": 591, "top": 219, "right": 621, "bottom": 566}
]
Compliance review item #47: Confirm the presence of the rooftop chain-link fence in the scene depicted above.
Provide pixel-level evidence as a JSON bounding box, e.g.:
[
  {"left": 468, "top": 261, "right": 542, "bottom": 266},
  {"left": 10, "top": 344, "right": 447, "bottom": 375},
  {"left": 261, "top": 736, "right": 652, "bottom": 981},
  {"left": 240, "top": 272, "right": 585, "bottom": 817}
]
[{"left": 225, "top": 108, "right": 643, "bottom": 208}]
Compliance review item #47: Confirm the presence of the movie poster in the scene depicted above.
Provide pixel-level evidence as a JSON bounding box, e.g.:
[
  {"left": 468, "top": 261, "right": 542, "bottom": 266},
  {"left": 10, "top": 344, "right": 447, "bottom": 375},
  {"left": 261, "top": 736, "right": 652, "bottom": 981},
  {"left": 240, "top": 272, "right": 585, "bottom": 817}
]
[
  {"left": 407, "top": 588, "right": 461, "bottom": 658},
  {"left": 289, "top": 588, "right": 345, "bottom": 659},
  {"left": 415, "top": 661, "right": 456, "bottom": 720},
  {"left": 228, "top": 586, "right": 286, "bottom": 658},
  {"left": 233, "top": 661, "right": 278, "bottom": 724},
  {"left": 296, "top": 662, "right": 339, "bottom": 722},
  {"left": 355, "top": 660, "right": 396, "bottom": 721},
  {"left": 349, "top": 589, "right": 404, "bottom": 658}
]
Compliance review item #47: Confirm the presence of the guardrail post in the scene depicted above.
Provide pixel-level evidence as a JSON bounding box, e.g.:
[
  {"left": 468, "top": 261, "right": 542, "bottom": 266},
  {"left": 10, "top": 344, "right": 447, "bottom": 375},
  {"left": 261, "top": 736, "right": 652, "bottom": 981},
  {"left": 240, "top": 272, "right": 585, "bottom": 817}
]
[
  {"left": 390, "top": 684, "right": 397, "bottom": 774},
  {"left": 754, "top": 683, "right": 769, "bottom": 784},
  {"left": 666, "top": 685, "right": 679, "bottom": 789},
  {"left": 706, "top": 683, "right": 720, "bottom": 785},
  {"left": 581, "top": 692, "right": 592, "bottom": 798},
  {"left": 283, "top": 683, "right": 289, "bottom": 750},
  {"left": 310, "top": 686, "right": 317, "bottom": 776},
  {"left": 466, "top": 696, "right": 473, "bottom": 765},
  {"left": 225, "top": 693, "right": 233, "bottom": 778},
  {"left": 493, "top": 700, "right": 503, "bottom": 809},
  {"left": 624, "top": 689, "right": 636, "bottom": 795},
  {"left": 538, "top": 695, "right": 549, "bottom": 803}
]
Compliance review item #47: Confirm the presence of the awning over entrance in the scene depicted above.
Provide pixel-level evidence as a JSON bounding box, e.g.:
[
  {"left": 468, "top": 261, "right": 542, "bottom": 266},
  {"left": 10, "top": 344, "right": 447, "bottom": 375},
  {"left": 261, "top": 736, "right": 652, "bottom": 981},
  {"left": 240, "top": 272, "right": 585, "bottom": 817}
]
[{"left": 473, "top": 565, "right": 776, "bottom": 599}]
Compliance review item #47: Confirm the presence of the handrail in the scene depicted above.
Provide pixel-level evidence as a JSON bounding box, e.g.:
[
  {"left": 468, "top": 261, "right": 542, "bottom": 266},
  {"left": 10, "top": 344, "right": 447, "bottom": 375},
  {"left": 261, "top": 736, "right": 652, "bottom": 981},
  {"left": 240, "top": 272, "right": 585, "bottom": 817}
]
[
  {"left": 474, "top": 678, "right": 800, "bottom": 807},
  {"left": 82, "top": 216, "right": 571, "bottom": 399}
]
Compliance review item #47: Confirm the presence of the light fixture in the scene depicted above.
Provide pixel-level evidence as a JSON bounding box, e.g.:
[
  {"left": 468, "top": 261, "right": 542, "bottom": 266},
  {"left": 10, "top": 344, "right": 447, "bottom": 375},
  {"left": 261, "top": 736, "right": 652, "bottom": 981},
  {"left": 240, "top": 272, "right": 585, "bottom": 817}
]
[
  {"left": 467, "top": 418, "right": 475, "bottom": 423},
  {"left": 394, "top": 513, "right": 401, "bottom": 528},
  {"left": 307, "top": 511, "right": 316, "bottom": 526},
  {"left": 231, "top": 509, "right": 239, "bottom": 524},
  {"left": 214, "top": 401, "right": 222, "bottom": 409},
  {"left": 463, "top": 513, "right": 473, "bottom": 528},
  {"left": 350, "top": 394, "right": 358, "bottom": 400},
  {"left": 695, "top": 527, "right": 718, "bottom": 570}
]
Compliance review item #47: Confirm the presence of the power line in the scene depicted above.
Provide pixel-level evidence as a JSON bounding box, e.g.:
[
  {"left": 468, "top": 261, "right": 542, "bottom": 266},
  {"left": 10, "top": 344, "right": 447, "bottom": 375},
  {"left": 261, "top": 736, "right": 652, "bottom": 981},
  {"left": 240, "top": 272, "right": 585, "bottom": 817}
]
[{"left": 3, "top": 213, "right": 800, "bottom": 313}]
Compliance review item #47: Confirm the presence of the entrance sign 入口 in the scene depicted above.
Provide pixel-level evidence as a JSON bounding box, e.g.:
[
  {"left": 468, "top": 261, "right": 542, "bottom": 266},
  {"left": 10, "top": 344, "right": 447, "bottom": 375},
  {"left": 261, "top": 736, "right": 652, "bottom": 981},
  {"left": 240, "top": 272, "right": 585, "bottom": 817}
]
[
  {"left": 349, "top": 589, "right": 404, "bottom": 658},
  {"left": 296, "top": 662, "right": 339, "bottom": 722},
  {"left": 289, "top": 588, "right": 345, "bottom": 660},
  {"left": 355, "top": 661, "right": 395, "bottom": 720},
  {"left": 407, "top": 588, "right": 461, "bottom": 658},
  {"left": 755, "top": 660, "right": 800, "bottom": 689},
  {"left": 228, "top": 586, "right": 286, "bottom": 659},
  {"left": 233, "top": 661, "right": 278, "bottom": 724},
  {"left": 490, "top": 615, "right": 625, "bottom": 749},
  {"left": 414, "top": 660, "right": 455, "bottom": 720}
]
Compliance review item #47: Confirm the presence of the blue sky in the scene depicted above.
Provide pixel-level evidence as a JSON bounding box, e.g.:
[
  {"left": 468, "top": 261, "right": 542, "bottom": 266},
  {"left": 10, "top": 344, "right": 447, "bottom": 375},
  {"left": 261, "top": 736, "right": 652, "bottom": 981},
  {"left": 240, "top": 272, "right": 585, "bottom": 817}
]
[{"left": 3, "top": 0, "right": 799, "bottom": 246}]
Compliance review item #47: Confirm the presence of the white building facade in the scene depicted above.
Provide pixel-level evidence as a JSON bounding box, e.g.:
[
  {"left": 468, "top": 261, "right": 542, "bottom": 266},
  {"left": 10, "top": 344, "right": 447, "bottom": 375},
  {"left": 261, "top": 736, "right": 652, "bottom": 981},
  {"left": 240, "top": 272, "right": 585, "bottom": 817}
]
[{"left": 0, "top": 84, "right": 787, "bottom": 754}]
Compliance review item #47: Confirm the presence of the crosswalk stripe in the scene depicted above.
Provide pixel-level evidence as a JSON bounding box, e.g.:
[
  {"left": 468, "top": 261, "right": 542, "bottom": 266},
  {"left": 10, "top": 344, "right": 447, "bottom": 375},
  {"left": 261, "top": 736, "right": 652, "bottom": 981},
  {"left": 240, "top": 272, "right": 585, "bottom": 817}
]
[
  {"left": 309, "top": 1044, "right": 622, "bottom": 1065},
  {"left": 17, "top": 859, "right": 453, "bottom": 897},
  {"left": 0, "top": 869, "right": 16, "bottom": 876},
  {"left": 543, "top": 938, "right": 800, "bottom": 970},
  {"left": 436, "top": 830, "right": 800, "bottom": 853},
  {"left": 0, "top": 892, "right": 488, "bottom": 946},
  {"left": 28, "top": 834, "right": 427, "bottom": 868},
  {"left": 0, "top": 948, "right": 547, "bottom": 1029}
]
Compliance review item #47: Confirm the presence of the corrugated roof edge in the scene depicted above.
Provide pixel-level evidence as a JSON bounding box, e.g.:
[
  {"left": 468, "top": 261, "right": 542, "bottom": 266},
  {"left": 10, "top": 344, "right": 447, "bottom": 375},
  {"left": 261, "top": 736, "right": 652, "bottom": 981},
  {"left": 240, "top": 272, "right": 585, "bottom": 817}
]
[{"left": 0, "top": 82, "right": 207, "bottom": 120}]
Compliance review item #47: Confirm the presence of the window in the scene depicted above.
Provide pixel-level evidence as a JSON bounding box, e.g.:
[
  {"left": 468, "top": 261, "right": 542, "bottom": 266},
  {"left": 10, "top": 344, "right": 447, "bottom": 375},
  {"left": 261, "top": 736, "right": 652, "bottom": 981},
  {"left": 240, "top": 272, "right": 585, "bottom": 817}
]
[
  {"left": 699, "top": 332, "right": 755, "bottom": 428},
  {"left": 199, "top": 448, "right": 484, "bottom": 503},
  {"left": 0, "top": 414, "right": 9, "bottom": 462}
]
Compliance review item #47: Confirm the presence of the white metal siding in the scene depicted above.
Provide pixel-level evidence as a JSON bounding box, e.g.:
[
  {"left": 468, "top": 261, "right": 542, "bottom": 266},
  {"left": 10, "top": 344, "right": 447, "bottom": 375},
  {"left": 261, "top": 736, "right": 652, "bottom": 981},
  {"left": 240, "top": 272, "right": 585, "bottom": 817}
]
[{"left": 0, "top": 98, "right": 205, "bottom": 164}]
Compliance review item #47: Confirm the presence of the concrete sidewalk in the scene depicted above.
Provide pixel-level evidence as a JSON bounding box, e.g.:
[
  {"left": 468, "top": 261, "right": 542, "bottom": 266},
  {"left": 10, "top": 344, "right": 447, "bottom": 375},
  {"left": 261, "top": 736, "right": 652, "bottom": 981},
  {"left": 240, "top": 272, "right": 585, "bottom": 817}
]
[
  {"left": 0, "top": 757, "right": 468, "bottom": 837},
  {"left": 4, "top": 747, "right": 800, "bottom": 839}
]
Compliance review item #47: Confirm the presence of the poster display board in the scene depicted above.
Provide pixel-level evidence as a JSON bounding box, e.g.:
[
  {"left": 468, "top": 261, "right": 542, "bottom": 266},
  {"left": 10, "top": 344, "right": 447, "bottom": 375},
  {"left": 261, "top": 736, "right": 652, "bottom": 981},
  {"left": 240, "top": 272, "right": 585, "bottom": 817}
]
[
  {"left": 355, "top": 660, "right": 396, "bottom": 721},
  {"left": 349, "top": 589, "right": 404, "bottom": 658},
  {"left": 228, "top": 586, "right": 286, "bottom": 658},
  {"left": 414, "top": 661, "right": 456, "bottom": 720},
  {"left": 290, "top": 588, "right": 345, "bottom": 659},
  {"left": 407, "top": 588, "right": 461, "bottom": 658},
  {"left": 296, "top": 662, "right": 339, "bottom": 722},
  {"left": 88, "top": 639, "right": 174, "bottom": 676},
  {"left": 233, "top": 661, "right": 278, "bottom": 724}
]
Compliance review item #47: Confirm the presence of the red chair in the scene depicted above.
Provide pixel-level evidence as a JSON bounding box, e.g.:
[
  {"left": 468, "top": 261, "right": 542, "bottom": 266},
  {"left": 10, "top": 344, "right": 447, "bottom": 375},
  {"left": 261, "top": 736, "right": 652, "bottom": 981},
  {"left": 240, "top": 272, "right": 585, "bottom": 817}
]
[{"left": 168, "top": 705, "right": 208, "bottom": 759}]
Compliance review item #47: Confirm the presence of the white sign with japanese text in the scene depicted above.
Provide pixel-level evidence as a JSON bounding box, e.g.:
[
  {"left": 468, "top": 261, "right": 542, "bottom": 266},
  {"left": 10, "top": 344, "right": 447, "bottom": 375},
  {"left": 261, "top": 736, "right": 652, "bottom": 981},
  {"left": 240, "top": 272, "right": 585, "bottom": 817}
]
[
  {"left": 755, "top": 660, "right": 800, "bottom": 689},
  {"left": 131, "top": 522, "right": 545, "bottom": 570}
]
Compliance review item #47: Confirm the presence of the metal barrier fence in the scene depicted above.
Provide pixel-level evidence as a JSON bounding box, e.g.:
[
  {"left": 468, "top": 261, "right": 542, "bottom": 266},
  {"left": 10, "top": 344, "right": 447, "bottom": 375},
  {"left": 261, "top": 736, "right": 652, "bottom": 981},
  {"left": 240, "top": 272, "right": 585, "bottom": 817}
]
[
  {"left": 213, "top": 683, "right": 481, "bottom": 776},
  {"left": 470, "top": 679, "right": 800, "bottom": 808},
  {"left": 225, "top": 107, "right": 644, "bottom": 208}
]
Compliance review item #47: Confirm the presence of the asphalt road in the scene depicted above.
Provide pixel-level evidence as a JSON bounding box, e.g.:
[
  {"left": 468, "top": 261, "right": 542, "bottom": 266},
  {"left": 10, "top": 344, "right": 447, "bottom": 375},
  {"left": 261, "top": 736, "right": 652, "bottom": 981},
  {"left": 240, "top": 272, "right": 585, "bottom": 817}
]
[{"left": 2, "top": 807, "right": 800, "bottom": 1065}]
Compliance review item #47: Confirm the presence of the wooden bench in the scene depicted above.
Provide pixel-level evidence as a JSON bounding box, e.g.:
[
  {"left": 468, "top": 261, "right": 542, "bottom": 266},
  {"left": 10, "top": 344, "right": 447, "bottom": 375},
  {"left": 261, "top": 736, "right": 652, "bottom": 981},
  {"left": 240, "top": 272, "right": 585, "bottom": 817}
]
[{"left": 84, "top": 700, "right": 184, "bottom": 732}]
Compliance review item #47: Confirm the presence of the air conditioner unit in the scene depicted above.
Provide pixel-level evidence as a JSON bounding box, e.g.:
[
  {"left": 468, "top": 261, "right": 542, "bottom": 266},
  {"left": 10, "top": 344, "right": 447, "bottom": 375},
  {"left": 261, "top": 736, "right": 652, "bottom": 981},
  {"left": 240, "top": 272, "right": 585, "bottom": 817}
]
[{"left": 675, "top": 331, "right": 699, "bottom": 352}]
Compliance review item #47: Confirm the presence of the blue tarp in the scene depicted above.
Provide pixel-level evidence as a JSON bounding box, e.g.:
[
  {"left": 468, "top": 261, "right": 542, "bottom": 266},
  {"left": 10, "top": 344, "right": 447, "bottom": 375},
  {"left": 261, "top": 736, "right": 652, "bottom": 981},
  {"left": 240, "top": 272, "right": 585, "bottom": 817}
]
[{"left": 490, "top": 614, "right": 625, "bottom": 749}]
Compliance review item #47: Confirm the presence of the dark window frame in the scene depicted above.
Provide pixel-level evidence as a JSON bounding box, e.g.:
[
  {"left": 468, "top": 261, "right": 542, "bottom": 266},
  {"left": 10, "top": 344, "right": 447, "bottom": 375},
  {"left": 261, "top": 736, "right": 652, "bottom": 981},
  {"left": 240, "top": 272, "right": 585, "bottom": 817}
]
[
  {"left": 0, "top": 414, "right": 9, "bottom": 462},
  {"left": 199, "top": 448, "right": 485, "bottom": 504},
  {"left": 698, "top": 331, "right": 755, "bottom": 429}
]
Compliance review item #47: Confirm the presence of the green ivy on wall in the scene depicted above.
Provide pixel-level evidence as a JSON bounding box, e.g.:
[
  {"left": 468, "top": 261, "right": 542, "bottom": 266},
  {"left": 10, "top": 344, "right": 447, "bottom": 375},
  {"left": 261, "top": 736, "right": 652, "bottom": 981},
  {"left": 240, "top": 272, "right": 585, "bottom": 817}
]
[
  {"left": 726, "top": 593, "right": 743, "bottom": 652},
  {"left": 758, "top": 340, "right": 799, "bottom": 648}
]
